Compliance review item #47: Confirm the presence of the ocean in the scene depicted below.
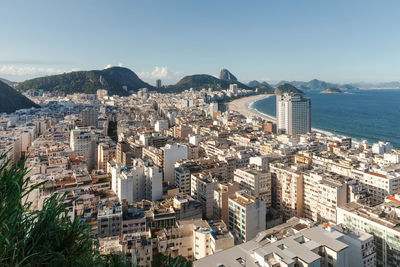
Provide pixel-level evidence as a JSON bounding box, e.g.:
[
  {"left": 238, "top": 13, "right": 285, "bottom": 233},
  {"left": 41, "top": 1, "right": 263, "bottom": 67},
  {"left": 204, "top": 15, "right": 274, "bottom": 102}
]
[{"left": 251, "top": 89, "right": 400, "bottom": 149}]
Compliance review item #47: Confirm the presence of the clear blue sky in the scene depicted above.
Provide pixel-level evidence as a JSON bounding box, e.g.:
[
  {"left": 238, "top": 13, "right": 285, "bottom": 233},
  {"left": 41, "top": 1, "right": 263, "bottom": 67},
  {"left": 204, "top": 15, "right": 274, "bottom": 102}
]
[{"left": 1, "top": 0, "right": 400, "bottom": 85}]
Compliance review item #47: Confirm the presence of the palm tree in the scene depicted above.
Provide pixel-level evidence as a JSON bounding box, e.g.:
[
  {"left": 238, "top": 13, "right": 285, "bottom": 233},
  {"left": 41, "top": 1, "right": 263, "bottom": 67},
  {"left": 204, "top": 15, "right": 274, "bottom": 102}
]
[{"left": 0, "top": 153, "right": 127, "bottom": 266}]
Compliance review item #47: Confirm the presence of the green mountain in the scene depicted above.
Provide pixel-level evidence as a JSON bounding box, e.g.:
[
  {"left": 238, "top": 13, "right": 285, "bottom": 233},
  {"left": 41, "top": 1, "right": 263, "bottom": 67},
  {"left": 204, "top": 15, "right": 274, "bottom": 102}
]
[
  {"left": 275, "top": 79, "right": 358, "bottom": 90},
  {"left": 248, "top": 80, "right": 261, "bottom": 87},
  {"left": 248, "top": 80, "right": 273, "bottom": 89},
  {"left": 15, "top": 67, "right": 153, "bottom": 96},
  {"left": 166, "top": 74, "right": 253, "bottom": 92},
  {"left": 274, "top": 83, "right": 304, "bottom": 95},
  {"left": 0, "top": 80, "right": 40, "bottom": 114}
]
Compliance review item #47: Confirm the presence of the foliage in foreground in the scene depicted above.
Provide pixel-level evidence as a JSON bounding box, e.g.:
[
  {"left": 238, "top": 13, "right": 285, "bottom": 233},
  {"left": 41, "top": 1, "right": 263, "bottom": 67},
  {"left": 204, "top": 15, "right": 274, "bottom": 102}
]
[
  {"left": 152, "top": 253, "right": 193, "bottom": 267},
  {"left": 0, "top": 154, "right": 127, "bottom": 266}
]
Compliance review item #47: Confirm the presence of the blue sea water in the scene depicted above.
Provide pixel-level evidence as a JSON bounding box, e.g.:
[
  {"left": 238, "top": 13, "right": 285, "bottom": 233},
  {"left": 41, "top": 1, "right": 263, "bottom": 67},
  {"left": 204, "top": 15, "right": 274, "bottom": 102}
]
[{"left": 251, "top": 90, "right": 400, "bottom": 148}]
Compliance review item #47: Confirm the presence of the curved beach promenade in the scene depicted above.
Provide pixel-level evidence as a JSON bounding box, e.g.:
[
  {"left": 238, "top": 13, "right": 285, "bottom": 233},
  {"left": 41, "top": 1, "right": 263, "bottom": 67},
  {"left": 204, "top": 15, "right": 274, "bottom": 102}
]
[{"left": 228, "top": 94, "right": 276, "bottom": 122}]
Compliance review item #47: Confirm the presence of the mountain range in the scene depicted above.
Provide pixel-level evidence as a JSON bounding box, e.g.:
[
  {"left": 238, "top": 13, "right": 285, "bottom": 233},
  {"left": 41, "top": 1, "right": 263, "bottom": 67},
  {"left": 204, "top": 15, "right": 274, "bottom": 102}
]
[
  {"left": 10, "top": 66, "right": 400, "bottom": 100},
  {"left": 0, "top": 80, "right": 40, "bottom": 114},
  {"left": 273, "top": 79, "right": 358, "bottom": 90}
]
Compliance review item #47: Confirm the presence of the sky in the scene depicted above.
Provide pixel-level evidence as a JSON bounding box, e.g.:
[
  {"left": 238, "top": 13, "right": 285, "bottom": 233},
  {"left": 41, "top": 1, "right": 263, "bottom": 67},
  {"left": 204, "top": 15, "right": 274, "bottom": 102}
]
[{"left": 1, "top": 0, "right": 400, "bottom": 85}]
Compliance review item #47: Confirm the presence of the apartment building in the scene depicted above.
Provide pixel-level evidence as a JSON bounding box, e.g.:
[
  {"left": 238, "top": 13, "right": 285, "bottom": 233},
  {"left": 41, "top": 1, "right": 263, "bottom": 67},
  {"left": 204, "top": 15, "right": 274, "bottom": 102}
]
[
  {"left": 303, "top": 171, "right": 348, "bottom": 223},
  {"left": 213, "top": 182, "right": 240, "bottom": 225},
  {"left": 157, "top": 219, "right": 233, "bottom": 262},
  {"left": 270, "top": 163, "right": 304, "bottom": 220},
  {"left": 98, "top": 141, "right": 116, "bottom": 172},
  {"left": 111, "top": 159, "right": 163, "bottom": 202},
  {"left": 191, "top": 172, "right": 219, "bottom": 219},
  {"left": 195, "top": 218, "right": 375, "bottom": 267},
  {"left": 228, "top": 191, "right": 266, "bottom": 242},
  {"left": 234, "top": 167, "right": 272, "bottom": 208},
  {"left": 337, "top": 198, "right": 400, "bottom": 266},
  {"left": 162, "top": 144, "right": 188, "bottom": 184}
]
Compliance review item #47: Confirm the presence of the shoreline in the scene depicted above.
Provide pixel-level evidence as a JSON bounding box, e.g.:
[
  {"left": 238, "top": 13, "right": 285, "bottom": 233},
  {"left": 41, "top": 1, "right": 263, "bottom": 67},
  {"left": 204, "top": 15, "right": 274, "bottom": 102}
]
[
  {"left": 228, "top": 94, "right": 276, "bottom": 122},
  {"left": 229, "top": 94, "right": 360, "bottom": 143}
]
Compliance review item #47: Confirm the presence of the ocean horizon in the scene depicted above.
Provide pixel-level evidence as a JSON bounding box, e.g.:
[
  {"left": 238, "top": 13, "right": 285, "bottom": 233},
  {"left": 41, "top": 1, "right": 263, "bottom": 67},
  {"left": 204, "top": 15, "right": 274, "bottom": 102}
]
[{"left": 251, "top": 89, "right": 400, "bottom": 149}]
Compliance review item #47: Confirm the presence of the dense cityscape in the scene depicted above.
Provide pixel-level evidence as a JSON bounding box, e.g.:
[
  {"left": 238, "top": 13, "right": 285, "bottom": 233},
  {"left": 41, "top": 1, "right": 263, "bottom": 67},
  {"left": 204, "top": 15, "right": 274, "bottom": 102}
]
[
  {"left": 1, "top": 78, "right": 399, "bottom": 266},
  {"left": 2, "top": 1, "right": 400, "bottom": 267}
]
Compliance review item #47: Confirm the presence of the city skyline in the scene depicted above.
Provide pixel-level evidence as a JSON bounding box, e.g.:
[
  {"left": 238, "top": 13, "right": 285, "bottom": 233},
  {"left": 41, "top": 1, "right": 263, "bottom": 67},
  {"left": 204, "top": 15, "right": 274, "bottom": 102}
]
[{"left": 1, "top": 0, "right": 400, "bottom": 83}]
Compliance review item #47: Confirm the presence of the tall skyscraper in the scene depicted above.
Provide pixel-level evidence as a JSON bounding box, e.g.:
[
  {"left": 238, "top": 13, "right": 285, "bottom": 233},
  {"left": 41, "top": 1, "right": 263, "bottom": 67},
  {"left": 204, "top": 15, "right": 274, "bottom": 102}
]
[
  {"left": 156, "top": 79, "right": 162, "bottom": 88},
  {"left": 276, "top": 92, "right": 311, "bottom": 135}
]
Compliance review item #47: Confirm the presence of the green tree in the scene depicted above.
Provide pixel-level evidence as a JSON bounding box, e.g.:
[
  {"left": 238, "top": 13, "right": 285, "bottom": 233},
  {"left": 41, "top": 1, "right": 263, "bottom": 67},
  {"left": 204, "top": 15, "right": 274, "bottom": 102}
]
[{"left": 0, "top": 154, "right": 127, "bottom": 266}]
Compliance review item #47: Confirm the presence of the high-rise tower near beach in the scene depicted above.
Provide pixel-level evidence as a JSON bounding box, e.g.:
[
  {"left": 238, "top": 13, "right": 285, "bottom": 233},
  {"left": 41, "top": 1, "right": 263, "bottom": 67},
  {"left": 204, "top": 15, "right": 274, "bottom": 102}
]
[{"left": 275, "top": 91, "right": 311, "bottom": 135}]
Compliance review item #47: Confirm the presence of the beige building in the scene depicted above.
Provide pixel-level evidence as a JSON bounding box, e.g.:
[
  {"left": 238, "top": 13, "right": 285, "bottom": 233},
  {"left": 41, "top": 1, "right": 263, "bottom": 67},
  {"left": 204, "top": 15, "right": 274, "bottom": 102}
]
[
  {"left": 191, "top": 172, "right": 219, "bottom": 219},
  {"left": 303, "top": 171, "right": 348, "bottom": 223},
  {"left": 234, "top": 167, "right": 272, "bottom": 208},
  {"left": 228, "top": 191, "right": 266, "bottom": 242},
  {"left": 157, "top": 219, "right": 233, "bottom": 261},
  {"left": 98, "top": 142, "right": 116, "bottom": 172},
  {"left": 213, "top": 182, "right": 240, "bottom": 225},
  {"left": 270, "top": 163, "right": 304, "bottom": 220}
]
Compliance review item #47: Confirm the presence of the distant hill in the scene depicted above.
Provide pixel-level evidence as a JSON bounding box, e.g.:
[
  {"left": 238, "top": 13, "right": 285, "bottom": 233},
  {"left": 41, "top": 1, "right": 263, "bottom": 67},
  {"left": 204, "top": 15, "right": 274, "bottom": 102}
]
[
  {"left": 0, "top": 80, "right": 40, "bottom": 114},
  {"left": 248, "top": 80, "right": 273, "bottom": 89},
  {"left": 321, "top": 87, "right": 342, "bottom": 94},
  {"left": 0, "top": 77, "right": 16, "bottom": 86},
  {"left": 219, "top": 69, "right": 237, "bottom": 81},
  {"left": 165, "top": 74, "right": 253, "bottom": 92},
  {"left": 275, "top": 83, "right": 304, "bottom": 95},
  {"left": 15, "top": 67, "right": 153, "bottom": 96},
  {"left": 275, "top": 79, "right": 358, "bottom": 90}
]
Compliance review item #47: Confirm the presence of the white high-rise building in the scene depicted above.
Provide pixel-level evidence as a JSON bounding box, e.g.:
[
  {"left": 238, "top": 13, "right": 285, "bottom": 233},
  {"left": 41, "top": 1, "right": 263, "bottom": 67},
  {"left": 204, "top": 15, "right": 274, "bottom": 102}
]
[
  {"left": 276, "top": 92, "right": 311, "bottom": 135},
  {"left": 162, "top": 144, "right": 188, "bottom": 184},
  {"left": 111, "top": 159, "right": 163, "bottom": 202}
]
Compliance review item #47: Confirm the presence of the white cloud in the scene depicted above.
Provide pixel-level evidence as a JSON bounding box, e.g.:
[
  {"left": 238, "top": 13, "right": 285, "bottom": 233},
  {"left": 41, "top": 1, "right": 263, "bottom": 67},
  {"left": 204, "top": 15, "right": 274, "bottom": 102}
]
[
  {"left": 139, "top": 66, "right": 168, "bottom": 79},
  {"left": 104, "top": 63, "right": 123, "bottom": 69},
  {"left": 138, "top": 66, "right": 183, "bottom": 84},
  {"left": 0, "top": 65, "right": 81, "bottom": 82},
  {"left": 0, "top": 65, "right": 65, "bottom": 77}
]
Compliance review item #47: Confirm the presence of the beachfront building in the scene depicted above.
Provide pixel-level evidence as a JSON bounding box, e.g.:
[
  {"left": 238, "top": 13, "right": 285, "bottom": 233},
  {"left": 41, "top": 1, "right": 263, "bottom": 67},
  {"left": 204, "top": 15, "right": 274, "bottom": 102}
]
[{"left": 276, "top": 92, "right": 311, "bottom": 135}]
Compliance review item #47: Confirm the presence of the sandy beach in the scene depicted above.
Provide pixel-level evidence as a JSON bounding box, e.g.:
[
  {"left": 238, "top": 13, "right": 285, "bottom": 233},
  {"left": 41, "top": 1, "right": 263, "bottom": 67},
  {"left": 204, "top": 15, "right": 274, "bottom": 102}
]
[
  {"left": 229, "top": 94, "right": 352, "bottom": 140},
  {"left": 228, "top": 94, "right": 276, "bottom": 122}
]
